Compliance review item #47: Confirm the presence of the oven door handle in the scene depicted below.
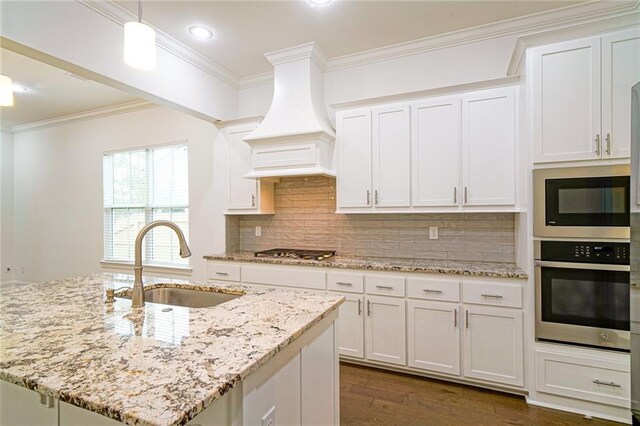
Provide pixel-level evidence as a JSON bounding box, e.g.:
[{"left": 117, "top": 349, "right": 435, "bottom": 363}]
[{"left": 534, "top": 260, "right": 629, "bottom": 272}]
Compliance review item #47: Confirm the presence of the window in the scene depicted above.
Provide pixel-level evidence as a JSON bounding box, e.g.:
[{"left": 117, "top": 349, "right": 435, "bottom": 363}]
[{"left": 103, "top": 144, "right": 189, "bottom": 266}]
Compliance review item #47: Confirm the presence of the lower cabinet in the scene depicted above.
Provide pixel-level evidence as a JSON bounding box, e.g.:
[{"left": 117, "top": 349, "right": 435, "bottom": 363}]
[
  {"left": 337, "top": 294, "right": 365, "bottom": 359},
  {"left": 407, "top": 300, "right": 460, "bottom": 375},
  {"left": 0, "top": 381, "right": 57, "bottom": 426},
  {"left": 463, "top": 305, "right": 524, "bottom": 387},
  {"left": 365, "top": 295, "right": 406, "bottom": 366}
]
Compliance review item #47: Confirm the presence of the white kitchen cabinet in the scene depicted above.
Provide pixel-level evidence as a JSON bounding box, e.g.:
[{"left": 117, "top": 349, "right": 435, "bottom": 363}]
[
  {"left": 335, "top": 293, "right": 365, "bottom": 359},
  {"left": 223, "top": 120, "right": 275, "bottom": 214},
  {"left": 372, "top": 104, "right": 411, "bottom": 208},
  {"left": 463, "top": 305, "right": 523, "bottom": 387},
  {"left": 532, "top": 29, "right": 640, "bottom": 163},
  {"left": 336, "top": 108, "right": 372, "bottom": 209},
  {"left": 411, "top": 97, "right": 461, "bottom": 207},
  {"left": 602, "top": 28, "right": 640, "bottom": 159},
  {"left": 0, "top": 381, "right": 57, "bottom": 426},
  {"left": 407, "top": 300, "right": 460, "bottom": 376},
  {"left": 365, "top": 295, "right": 406, "bottom": 366},
  {"left": 462, "top": 88, "right": 516, "bottom": 206}
]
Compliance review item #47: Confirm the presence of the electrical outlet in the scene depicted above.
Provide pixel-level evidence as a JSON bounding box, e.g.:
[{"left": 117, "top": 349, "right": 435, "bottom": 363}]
[
  {"left": 255, "top": 226, "right": 262, "bottom": 237},
  {"left": 429, "top": 227, "right": 439, "bottom": 240},
  {"left": 261, "top": 406, "right": 275, "bottom": 426}
]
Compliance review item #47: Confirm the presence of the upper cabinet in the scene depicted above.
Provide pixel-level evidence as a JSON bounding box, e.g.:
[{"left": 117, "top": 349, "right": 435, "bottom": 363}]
[
  {"left": 532, "top": 29, "right": 640, "bottom": 163},
  {"left": 336, "top": 86, "right": 518, "bottom": 213}
]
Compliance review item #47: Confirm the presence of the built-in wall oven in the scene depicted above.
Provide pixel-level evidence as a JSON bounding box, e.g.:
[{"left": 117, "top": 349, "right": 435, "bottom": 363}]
[
  {"left": 533, "top": 165, "right": 630, "bottom": 239},
  {"left": 535, "top": 240, "right": 630, "bottom": 351}
]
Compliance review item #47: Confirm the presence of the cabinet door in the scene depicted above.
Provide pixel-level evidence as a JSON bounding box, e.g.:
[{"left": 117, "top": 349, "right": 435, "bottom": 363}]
[
  {"left": 337, "top": 109, "right": 372, "bottom": 209},
  {"left": 532, "top": 37, "right": 601, "bottom": 162},
  {"left": 227, "top": 126, "right": 259, "bottom": 210},
  {"left": 407, "top": 300, "right": 460, "bottom": 376},
  {"left": 463, "top": 305, "right": 523, "bottom": 387},
  {"left": 602, "top": 29, "right": 640, "bottom": 159},
  {"left": 462, "top": 88, "right": 516, "bottom": 206},
  {"left": 337, "top": 294, "right": 364, "bottom": 359},
  {"left": 0, "top": 381, "right": 58, "bottom": 426},
  {"left": 411, "top": 98, "right": 461, "bottom": 207},
  {"left": 365, "top": 295, "right": 406, "bottom": 365},
  {"left": 372, "top": 104, "right": 411, "bottom": 208}
]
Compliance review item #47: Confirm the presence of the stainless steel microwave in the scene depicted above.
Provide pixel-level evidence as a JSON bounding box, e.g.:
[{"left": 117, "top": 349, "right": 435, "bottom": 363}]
[{"left": 533, "top": 165, "right": 630, "bottom": 239}]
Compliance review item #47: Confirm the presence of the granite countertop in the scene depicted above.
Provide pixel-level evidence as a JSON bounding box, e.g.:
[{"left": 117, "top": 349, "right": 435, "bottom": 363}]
[
  {"left": 0, "top": 273, "right": 343, "bottom": 426},
  {"left": 203, "top": 251, "right": 528, "bottom": 279}
]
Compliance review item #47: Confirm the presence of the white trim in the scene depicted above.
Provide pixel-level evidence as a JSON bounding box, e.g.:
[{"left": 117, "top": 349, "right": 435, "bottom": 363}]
[
  {"left": 77, "top": 0, "right": 238, "bottom": 89},
  {"left": 238, "top": 72, "right": 273, "bottom": 90},
  {"left": 215, "top": 116, "right": 264, "bottom": 129},
  {"left": 11, "top": 100, "right": 158, "bottom": 133},
  {"left": 102, "top": 138, "right": 188, "bottom": 155},
  {"left": 525, "top": 397, "right": 631, "bottom": 424},
  {"left": 100, "top": 260, "right": 193, "bottom": 276},
  {"left": 325, "top": 0, "right": 640, "bottom": 73}
]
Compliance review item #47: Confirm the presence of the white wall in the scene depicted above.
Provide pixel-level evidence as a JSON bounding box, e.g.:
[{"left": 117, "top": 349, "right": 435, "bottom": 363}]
[
  {"left": 11, "top": 106, "right": 220, "bottom": 283},
  {"left": 1, "top": 130, "right": 14, "bottom": 284},
  {"left": 238, "top": 35, "right": 518, "bottom": 117}
]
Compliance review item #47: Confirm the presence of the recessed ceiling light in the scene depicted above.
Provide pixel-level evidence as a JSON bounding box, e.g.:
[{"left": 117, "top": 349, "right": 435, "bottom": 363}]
[
  {"left": 189, "top": 26, "right": 214, "bottom": 40},
  {"left": 12, "top": 83, "right": 28, "bottom": 93},
  {"left": 308, "top": 0, "right": 332, "bottom": 5}
]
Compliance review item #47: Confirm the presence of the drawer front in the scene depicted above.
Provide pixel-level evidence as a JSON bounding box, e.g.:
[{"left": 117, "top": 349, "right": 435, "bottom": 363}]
[
  {"left": 328, "top": 272, "right": 364, "bottom": 294},
  {"left": 535, "top": 350, "right": 630, "bottom": 408},
  {"left": 407, "top": 277, "right": 460, "bottom": 302},
  {"left": 242, "top": 265, "right": 326, "bottom": 290},
  {"left": 207, "top": 262, "right": 241, "bottom": 282},
  {"left": 462, "top": 281, "right": 522, "bottom": 308},
  {"left": 365, "top": 274, "right": 405, "bottom": 297}
]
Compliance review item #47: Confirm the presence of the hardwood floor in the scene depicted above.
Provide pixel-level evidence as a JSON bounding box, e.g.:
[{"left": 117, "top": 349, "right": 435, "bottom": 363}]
[{"left": 340, "top": 363, "right": 623, "bottom": 426}]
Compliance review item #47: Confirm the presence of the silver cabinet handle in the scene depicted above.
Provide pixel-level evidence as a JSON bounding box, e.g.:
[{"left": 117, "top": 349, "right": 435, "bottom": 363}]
[
  {"left": 595, "top": 134, "right": 601, "bottom": 156},
  {"left": 40, "top": 393, "right": 47, "bottom": 406},
  {"left": 465, "top": 310, "right": 469, "bottom": 329},
  {"left": 366, "top": 190, "right": 371, "bottom": 206},
  {"left": 464, "top": 187, "right": 468, "bottom": 204},
  {"left": 374, "top": 189, "right": 379, "bottom": 205},
  {"left": 39, "top": 393, "right": 54, "bottom": 408},
  {"left": 606, "top": 133, "right": 611, "bottom": 155},
  {"left": 454, "top": 308, "right": 458, "bottom": 328},
  {"left": 481, "top": 294, "right": 504, "bottom": 299},
  {"left": 453, "top": 187, "right": 457, "bottom": 204},
  {"left": 215, "top": 272, "right": 229, "bottom": 276},
  {"left": 358, "top": 299, "right": 362, "bottom": 316},
  {"left": 376, "top": 285, "right": 394, "bottom": 290},
  {"left": 336, "top": 282, "right": 353, "bottom": 286},
  {"left": 367, "top": 299, "right": 371, "bottom": 316},
  {"left": 251, "top": 194, "right": 256, "bottom": 207},
  {"left": 423, "top": 289, "right": 443, "bottom": 294},
  {"left": 593, "top": 380, "right": 621, "bottom": 388}
]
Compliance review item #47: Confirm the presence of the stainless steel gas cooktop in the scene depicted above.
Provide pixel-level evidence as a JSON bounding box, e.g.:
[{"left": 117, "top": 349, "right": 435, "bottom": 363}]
[{"left": 254, "top": 248, "right": 336, "bottom": 261}]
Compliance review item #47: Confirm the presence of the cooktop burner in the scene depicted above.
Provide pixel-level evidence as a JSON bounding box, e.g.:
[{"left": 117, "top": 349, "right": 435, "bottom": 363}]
[{"left": 254, "top": 248, "right": 336, "bottom": 261}]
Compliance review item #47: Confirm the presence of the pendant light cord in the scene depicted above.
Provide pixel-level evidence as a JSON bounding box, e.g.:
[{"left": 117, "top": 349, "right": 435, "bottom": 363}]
[{"left": 137, "top": 0, "right": 142, "bottom": 23}]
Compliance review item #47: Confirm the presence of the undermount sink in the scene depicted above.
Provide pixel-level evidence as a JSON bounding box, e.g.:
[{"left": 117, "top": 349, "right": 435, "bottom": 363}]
[{"left": 118, "top": 287, "right": 242, "bottom": 308}]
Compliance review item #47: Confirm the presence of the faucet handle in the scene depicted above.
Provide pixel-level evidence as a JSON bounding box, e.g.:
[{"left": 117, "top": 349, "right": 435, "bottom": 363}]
[{"left": 105, "top": 287, "right": 132, "bottom": 303}]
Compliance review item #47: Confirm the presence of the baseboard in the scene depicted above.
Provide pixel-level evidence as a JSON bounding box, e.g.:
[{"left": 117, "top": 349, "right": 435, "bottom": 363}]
[{"left": 526, "top": 396, "right": 632, "bottom": 424}]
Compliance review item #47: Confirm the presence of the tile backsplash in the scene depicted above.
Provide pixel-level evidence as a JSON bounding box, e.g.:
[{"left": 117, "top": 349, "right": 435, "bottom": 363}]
[{"left": 230, "top": 176, "right": 516, "bottom": 263}]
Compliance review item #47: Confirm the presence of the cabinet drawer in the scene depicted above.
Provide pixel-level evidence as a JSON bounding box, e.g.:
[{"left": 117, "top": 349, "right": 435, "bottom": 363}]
[
  {"left": 462, "top": 281, "right": 522, "bottom": 308},
  {"left": 407, "top": 277, "right": 460, "bottom": 302},
  {"left": 207, "top": 262, "right": 241, "bottom": 282},
  {"left": 242, "top": 265, "right": 326, "bottom": 290},
  {"left": 328, "top": 272, "right": 364, "bottom": 293},
  {"left": 535, "top": 350, "right": 630, "bottom": 408},
  {"left": 365, "top": 275, "right": 405, "bottom": 297}
]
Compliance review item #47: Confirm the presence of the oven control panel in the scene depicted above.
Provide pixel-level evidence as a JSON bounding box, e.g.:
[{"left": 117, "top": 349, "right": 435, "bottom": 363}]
[{"left": 540, "top": 241, "right": 629, "bottom": 265}]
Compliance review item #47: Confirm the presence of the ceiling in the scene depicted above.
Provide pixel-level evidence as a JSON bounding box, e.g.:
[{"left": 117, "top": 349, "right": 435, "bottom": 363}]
[
  {"left": 0, "top": 49, "right": 139, "bottom": 129},
  {"left": 116, "top": 0, "right": 585, "bottom": 78}
]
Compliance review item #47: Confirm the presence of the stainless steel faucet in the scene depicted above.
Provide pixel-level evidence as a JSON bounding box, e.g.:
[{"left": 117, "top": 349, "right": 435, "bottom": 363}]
[{"left": 131, "top": 220, "right": 191, "bottom": 307}]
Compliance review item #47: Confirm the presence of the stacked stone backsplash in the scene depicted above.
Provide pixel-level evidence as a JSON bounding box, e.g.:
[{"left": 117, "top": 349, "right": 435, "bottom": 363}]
[{"left": 231, "top": 176, "right": 516, "bottom": 263}]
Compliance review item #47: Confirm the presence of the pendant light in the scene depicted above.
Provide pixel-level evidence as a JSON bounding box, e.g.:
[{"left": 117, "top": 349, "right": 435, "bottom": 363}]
[
  {"left": 0, "top": 75, "right": 14, "bottom": 107},
  {"left": 124, "top": 0, "right": 156, "bottom": 70}
]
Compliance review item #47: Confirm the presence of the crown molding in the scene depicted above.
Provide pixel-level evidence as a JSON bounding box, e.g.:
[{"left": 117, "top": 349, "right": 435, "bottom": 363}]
[
  {"left": 238, "top": 72, "right": 274, "bottom": 90},
  {"left": 77, "top": 0, "right": 239, "bottom": 89},
  {"left": 215, "top": 116, "right": 264, "bottom": 129},
  {"left": 264, "top": 42, "right": 328, "bottom": 69},
  {"left": 11, "top": 100, "right": 158, "bottom": 133},
  {"left": 324, "top": 0, "right": 640, "bottom": 73}
]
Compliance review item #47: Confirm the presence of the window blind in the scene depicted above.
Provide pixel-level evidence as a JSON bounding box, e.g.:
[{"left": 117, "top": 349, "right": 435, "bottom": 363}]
[{"left": 103, "top": 144, "right": 189, "bottom": 266}]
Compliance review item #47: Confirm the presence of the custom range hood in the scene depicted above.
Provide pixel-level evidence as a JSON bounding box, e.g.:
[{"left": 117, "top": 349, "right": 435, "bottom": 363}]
[{"left": 243, "top": 42, "right": 336, "bottom": 179}]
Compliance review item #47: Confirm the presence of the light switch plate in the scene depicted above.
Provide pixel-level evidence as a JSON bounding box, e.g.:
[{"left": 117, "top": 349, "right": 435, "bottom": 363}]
[
  {"left": 429, "top": 227, "right": 438, "bottom": 240},
  {"left": 255, "top": 226, "right": 262, "bottom": 237},
  {"left": 261, "top": 406, "right": 275, "bottom": 426}
]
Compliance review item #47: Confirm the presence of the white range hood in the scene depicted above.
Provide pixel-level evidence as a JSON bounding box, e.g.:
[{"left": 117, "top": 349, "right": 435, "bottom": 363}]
[{"left": 243, "top": 42, "right": 336, "bottom": 179}]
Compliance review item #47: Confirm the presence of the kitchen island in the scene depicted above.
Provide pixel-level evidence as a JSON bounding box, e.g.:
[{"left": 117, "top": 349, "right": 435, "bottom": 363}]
[{"left": 0, "top": 273, "right": 343, "bottom": 426}]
